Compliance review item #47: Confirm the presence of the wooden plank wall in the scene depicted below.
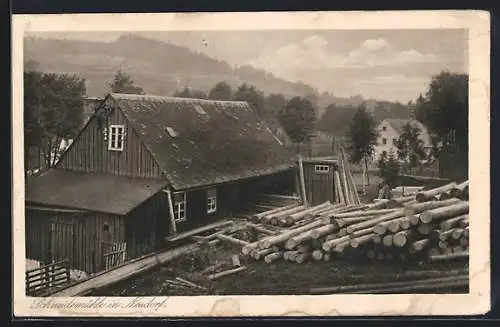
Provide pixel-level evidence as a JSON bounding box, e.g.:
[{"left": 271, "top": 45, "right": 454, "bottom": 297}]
[
  {"left": 80, "top": 213, "right": 125, "bottom": 273},
  {"left": 125, "top": 192, "right": 169, "bottom": 259},
  {"left": 25, "top": 209, "right": 125, "bottom": 274},
  {"left": 57, "top": 101, "right": 162, "bottom": 179},
  {"left": 25, "top": 212, "right": 51, "bottom": 265},
  {"left": 303, "top": 163, "right": 336, "bottom": 206},
  {"left": 173, "top": 171, "right": 296, "bottom": 234}
]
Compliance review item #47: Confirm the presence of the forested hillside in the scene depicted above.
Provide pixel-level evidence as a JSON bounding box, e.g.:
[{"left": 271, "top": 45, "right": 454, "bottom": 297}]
[{"left": 24, "top": 34, "right": 380, "bottom": 111}]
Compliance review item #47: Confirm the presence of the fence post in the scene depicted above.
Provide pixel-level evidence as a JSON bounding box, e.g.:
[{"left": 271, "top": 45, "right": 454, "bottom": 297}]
[{"left": 49, "top": 264, "right": 54, "bottom": 288}]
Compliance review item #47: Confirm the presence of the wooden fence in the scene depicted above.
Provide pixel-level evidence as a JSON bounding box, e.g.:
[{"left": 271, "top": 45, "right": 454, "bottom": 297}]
[
  {"left": 102, "top": 242, "right": 127, "bottom": 271},
  {"left": 26, "top": 259, "right": 70, "bottom": 296},
  {"left": 401, "top": 160, "right": 440, "bottom": 178}
]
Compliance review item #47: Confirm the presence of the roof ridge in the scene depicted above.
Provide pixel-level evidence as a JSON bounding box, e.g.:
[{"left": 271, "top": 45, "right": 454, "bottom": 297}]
[
  {"left": 110, "top": 93, "right": 249, "bottom": 106},
  {"left": 385, "top": 118, "right": 412, "bottom": 121}
]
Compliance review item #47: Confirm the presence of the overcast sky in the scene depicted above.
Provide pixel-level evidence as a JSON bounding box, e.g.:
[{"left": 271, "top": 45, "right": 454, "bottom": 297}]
[{"left": 29, "top": 30, "right": 468, "bottom": 102}]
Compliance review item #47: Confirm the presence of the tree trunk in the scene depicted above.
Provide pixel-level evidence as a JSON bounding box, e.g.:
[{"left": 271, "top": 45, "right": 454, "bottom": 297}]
[
  {"left": 404, "top": 198, "right": 461, "bottom": 215},
  {"left": 364, "top": 157, "right": 370, "bottom": 185},
  {"left": 419, "top": 202, "right": 469, "bottom": 224}
]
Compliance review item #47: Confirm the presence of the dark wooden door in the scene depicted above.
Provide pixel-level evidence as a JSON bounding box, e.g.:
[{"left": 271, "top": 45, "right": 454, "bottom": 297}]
[
  {"left": 49, "top": 219, "right": 75, "bottom": 267},
  {"left": 311, "top": 170, "right": 335, "bottom": 206}
]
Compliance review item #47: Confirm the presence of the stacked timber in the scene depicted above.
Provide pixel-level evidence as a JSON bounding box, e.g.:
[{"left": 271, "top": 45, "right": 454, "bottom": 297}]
[
  {"left": 337, "top": 145, "right": 361, "bottom": 206},
  {"left": 391, "top": 186, "right": 425, "bottom": 198},
  {"left": 245, "top": 194, "right": 302, "bottom": 215},
  {"left": 241, "top": 180, "right": 469, "bottom": 265}
]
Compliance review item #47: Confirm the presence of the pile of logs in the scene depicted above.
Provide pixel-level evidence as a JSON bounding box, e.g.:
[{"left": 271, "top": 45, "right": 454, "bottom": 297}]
[
  {"left": 246, "top": 194, "right": 302, "bottom": 213},
  {"left": 391, "top": 186, "right": 425, "bottom": 198},
  {"left": 241, "top": 180, "right": 469, "bottom": 264}
]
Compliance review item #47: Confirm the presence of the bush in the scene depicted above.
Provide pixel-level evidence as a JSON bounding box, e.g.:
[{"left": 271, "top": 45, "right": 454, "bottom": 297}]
[{"left": 377, "top": 150, "right": 400, "bottom": 187}]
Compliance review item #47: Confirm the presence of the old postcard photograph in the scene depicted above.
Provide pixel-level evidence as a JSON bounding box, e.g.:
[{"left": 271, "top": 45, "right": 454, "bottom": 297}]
[{"left": 12, "top": 11, "right": 490, "bottom": 317}]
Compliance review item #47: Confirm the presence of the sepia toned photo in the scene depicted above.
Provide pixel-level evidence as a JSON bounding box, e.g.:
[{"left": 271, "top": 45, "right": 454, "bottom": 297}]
[{"left": 12, "top": 11, "right": 490, "bottom": 317}]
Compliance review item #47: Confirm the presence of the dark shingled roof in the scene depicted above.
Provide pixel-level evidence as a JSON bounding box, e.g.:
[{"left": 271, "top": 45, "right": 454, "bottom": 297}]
[
  {"left": 26, "top": 169, "right": 168, "bottom": 215},
  {"left": 109, "top": 93, "right": 295, "bottom": 190},
  {"left": 384, "top": 119, "right": 428, "bottom": 135}
]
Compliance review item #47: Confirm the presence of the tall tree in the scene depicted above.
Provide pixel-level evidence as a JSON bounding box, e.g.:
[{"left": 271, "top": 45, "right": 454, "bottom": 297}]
[
  {"left": 317, "top": 103, "right": 357, "bottom": 137},
  {"left": 415, "top": 71, "right": 468, "bottom": 153},
  {"left": 24, "top": 71, "right": 86, "bottom": 169},
  {"left": 264, "top": 93, "right": 287, "bottom": 118},
  {"left": 208, "top": 81, "right": 233, "bottom": 100},
  {"left": 279, "top": 96, "right": 316, "bottom": 147},
  {"left": 372, "top": 101, "right": 411, "bottom": 123},
  {"left": 347, "top": 104, "right": 379, "bottom": 184},
  {"left": 109, "top": 69, "right": 145, "bottom": 94},
  {"left": 377, "top": 149, "right": 400, "bottom": 188},
  {"left": 24, "top": 71, "right": 45, "bottom": 174},
  {"left": 173, "top": 86, "right": 208, "bottom": 99},
  {"left": 232, "top": 83, "right": 265, "bottom": 117},
  {"left": 395, "top": 123, "right": 426, "bottom": 168}
]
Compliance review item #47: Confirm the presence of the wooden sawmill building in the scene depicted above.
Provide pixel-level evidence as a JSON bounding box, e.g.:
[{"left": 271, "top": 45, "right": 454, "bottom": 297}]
[{"left": 25, "top": 93, "right": 296, "bottom": 274}]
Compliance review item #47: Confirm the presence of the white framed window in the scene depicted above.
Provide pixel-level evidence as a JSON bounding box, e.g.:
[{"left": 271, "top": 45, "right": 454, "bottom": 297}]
[
  {"left": 314, "top": 165, "right": 330, "bottom": 173},
  {"left": 382, "top": 126, "right": 387, "bottom": 131},
  {"left": 173, "top": 192, "right": 186, "bottom": 222},
  {"left": 382, "top": 138, "right": 387, "bottom": 145},
  {"left": 108, "top": 125, "right": 125, "bottom": 151},
  {"left": 207, "top": 188, "right": 217, "bottom": 214}
]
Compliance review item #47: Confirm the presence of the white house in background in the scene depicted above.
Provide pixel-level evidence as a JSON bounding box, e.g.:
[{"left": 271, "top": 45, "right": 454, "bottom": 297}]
[{"left": 374, "top": 118, "right": 432, "bottom": 161}]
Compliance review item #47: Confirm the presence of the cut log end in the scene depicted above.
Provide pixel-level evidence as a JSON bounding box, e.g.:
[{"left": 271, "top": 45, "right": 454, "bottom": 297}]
[
  {"left": 264, "top": 252, "right": 283, "bottom": 263},
  {"left": 416, "top": 193, "right": 429, "bottom": 203},
  {"left": 382, "top": 234, "right": 393, "bottom": 247}
]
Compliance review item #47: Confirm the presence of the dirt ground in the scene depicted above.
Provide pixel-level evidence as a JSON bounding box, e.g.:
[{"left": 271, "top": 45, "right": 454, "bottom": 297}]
[{"left": 90, "top": 240, "right": 468, "bottom": 296}]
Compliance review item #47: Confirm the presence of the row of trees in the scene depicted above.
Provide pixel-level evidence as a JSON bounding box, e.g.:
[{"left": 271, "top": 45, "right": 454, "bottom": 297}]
[
  {"left": 24, "top": 65, "right": 468, "bottom": 188},
  {"left": 346, "top": 71, "right": 468, "bottom": 189},
  {"left": 316, "top": 101, "right": 412, "bottom": 138},
  {"left": 24, "top": 68, "right": 319, "bottom": 173},
  {"left": 24, "top": 68, "right": 149, "bottom": 174},
  {"left": 24, "top": 71, "right": 87, "bottom": 173},
  {"left": 110, "top": 70, "right": 317, "bottom": 144}
]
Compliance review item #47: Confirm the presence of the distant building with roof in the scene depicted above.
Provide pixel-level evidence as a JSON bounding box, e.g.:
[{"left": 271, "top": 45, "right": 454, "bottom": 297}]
[
  {"left": 25, "top": 93, "right": 297, "bottom": 274},
  {"left": 374, "top": 118, "right": 432, "bottom": 161}
]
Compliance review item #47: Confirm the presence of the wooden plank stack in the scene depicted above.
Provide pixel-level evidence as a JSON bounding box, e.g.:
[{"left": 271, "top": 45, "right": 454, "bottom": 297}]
[
  {"left": 337, "top": 144, "right": 361, "bottom": 206},
  {"left": 241, "top": 180, "right": 469, "bottom": 265}
]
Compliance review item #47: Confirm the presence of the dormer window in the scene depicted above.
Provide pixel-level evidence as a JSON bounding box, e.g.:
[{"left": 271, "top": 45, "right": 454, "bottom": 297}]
[{"left": 108, "top": 125, "right": 125, "bottom": 151}]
